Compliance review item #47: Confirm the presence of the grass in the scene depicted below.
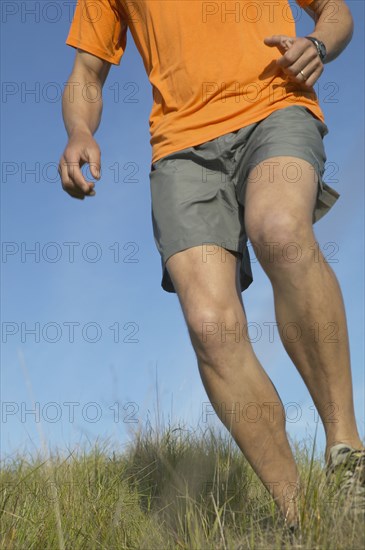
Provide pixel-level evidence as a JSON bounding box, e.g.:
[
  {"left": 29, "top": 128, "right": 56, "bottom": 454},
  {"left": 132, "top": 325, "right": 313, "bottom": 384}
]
[{"left": 1, "top": 419, "right": 364, "bottom": 550}]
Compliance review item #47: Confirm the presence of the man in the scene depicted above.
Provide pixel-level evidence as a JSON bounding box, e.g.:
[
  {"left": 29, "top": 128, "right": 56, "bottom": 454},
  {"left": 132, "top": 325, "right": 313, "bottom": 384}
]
[{"left": 59, "top": 0, "right": 364, "bottom": 537}]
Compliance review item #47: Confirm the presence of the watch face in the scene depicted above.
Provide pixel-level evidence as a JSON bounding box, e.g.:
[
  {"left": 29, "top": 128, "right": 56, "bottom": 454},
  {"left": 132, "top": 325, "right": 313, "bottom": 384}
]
[
  {"left": 307, "top": 37, "right": 326, "bottom": 61},
  {"left": 319, "top": 42, "right": 327, "bottom": 60}
]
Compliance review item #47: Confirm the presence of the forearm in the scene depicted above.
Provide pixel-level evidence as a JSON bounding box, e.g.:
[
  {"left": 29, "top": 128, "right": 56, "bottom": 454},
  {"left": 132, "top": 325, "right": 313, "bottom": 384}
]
[
  {"left": 306, "top": 0, "right": 354, "bottom": 63},
  {"left": 62, "top": 69, "right": 103, "bottom": 138}
]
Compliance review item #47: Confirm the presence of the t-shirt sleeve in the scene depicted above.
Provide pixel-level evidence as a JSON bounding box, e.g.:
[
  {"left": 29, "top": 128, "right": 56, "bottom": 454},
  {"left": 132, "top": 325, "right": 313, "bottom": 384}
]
[
  {"left": 65, "top": 0, "right": 128, "bottom": 65},
  {"left": 295, "top": 0, "right": 315, "bottom": 7}
]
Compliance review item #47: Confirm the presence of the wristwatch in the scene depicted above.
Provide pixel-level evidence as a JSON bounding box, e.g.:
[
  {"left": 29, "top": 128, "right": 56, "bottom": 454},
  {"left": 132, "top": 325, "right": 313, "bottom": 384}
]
[{"left": 304, "top": 36, "right": 327, "bottom": 63}]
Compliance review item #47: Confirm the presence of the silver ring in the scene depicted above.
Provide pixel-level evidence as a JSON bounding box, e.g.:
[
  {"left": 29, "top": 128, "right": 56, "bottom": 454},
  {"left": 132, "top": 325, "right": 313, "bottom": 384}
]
[{"left": 300, "top": 70, "right": 307, "bottom": 80}]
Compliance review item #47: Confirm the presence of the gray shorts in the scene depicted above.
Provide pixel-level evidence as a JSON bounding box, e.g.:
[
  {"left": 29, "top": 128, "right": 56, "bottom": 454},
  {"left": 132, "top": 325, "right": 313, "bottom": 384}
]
[{"left": 149, "top": 105, "right": 340, "bottom": 294}]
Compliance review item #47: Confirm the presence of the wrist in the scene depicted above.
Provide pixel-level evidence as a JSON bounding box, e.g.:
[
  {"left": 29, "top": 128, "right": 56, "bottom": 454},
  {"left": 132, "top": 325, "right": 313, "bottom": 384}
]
[
  {"left": 304, "top": 35, "right": 327, "bottom": 63},
  {"left": 67, "top": 124, "right": 93, "bottom": 139}
]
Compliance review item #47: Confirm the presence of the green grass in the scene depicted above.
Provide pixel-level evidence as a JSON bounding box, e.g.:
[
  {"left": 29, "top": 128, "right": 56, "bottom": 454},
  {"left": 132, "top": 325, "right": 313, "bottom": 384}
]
[{"left": 1, "top": 421, "right": 364, "bottom": 550}]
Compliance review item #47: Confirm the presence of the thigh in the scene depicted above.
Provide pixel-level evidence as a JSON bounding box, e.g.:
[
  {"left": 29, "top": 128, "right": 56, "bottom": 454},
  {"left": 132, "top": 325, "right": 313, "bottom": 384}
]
[
  {"left": 166, "top": 245, "right": 245, "bottom": 324},
  {"left": 244, "top": 155, "right": 319, "bottom": 228},
  {"left": 234, "top": 105, "right": 338, "bottom": 226}
]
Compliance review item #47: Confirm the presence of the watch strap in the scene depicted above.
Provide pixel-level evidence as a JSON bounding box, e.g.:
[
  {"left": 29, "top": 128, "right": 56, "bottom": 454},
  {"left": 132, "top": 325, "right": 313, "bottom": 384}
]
[{"left": 304, "top": 36, "right": 326, "bottom": 62}]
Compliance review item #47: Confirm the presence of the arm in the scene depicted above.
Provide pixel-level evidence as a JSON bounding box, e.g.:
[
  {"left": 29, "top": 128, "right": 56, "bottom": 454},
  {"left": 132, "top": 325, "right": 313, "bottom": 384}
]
[
  {"left": 264, "top": 0, "right": 354, "bottom": 89},
  {"left": 303, "top": 0, "right": 354, "bottom": 63},
  {"left": 58, "top": 49, "right": 112, "bottom": 200}
]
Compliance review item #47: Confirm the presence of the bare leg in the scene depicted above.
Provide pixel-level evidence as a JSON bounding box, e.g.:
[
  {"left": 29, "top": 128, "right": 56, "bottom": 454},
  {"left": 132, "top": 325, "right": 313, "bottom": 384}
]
[
  {"left": 166, "top": 245, "right": 301, "bottom": 525},
  {"left": 244, "top": 157, "right": 364, "bottom": 464}
]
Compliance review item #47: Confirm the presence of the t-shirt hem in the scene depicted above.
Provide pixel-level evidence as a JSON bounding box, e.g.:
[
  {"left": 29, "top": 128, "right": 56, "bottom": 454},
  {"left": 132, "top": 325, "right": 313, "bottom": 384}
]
[{"left": 151, "top": 104, "right": 324, "bottom": 164}]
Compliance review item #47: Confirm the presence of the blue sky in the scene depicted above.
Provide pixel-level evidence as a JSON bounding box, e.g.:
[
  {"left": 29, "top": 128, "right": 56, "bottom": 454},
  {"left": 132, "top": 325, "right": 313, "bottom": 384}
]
[{"left": 1, "top": 1, "right": 364, "bottom": 464}]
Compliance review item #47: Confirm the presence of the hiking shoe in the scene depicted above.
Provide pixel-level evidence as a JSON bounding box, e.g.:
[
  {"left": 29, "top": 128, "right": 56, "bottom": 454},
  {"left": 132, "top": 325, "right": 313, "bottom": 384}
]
[{"left": 325, "top": 443, "right": 365, "bottom": 517}]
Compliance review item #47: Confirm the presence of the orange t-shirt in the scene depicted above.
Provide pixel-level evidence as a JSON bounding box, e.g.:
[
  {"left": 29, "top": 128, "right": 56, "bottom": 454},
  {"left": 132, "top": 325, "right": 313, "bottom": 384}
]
[{"left": 65, "top": 0, "right": 322, "bottom": 164}]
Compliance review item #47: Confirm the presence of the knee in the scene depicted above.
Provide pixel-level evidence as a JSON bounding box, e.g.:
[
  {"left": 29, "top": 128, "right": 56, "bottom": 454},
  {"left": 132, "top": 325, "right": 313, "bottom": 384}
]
[
  {"left": 186, "top": 306, "right": 247, "bottom": 363},
  {"left": 245, "top": 212, "right": 314, "bottom": 273}
]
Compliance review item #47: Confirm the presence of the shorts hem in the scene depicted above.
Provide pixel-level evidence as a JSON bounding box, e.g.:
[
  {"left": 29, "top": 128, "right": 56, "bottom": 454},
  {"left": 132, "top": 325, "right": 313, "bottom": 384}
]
[
  {"left": 157, "top": 236, "right": 253, "bottom": 294},
  {"left": 160, "top": 236, "right": 246, "bottom": 267}
]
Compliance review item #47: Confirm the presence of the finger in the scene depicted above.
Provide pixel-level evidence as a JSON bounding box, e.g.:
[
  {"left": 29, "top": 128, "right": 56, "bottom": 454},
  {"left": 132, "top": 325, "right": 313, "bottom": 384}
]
[
  {"left": 59, "top": 158, "right": 76, "bottom": 193},
  {"left": 264, "top": 34, "right": 290, "bottom": 47},
  {"left": 65, "top": 157, "right": 95, "bottom": 194},
  {"left": 264, "top": 35, "right": 294, "bottom": 55},
  {"left": 296, "top": 61, "right": 319, "bottom": 85},
  {"left": 291, "top": 52, "right": 322, "bottom": 82},
  {"left": 279, "top": 36, "right": 321, "bottom": 71},
  {"left": 59, "top": 157, "right": 88, "bottom": 198},
  {"left": 280, "top": 45, "right": 319, "bottom": 75},
  {"left": 69, "top": 186, "right": 96, "bottom": 199},
  {"left": 300, "top": 64, "right": 323, "bottom": 88},
  {"left": 286, "top": 62, "right": 322, "bottom": 89},
  {"left": 277, "top": 47, "right": 305, "bottom": 70},
  {"left": 83, "top": 144, "right": 101, "bottom": 181},
  {"left": 88, "top": 154, "right": 101, "bottom": 180},
  {"left": 69, "top": 185, "right": 96, "bottom": 199}
]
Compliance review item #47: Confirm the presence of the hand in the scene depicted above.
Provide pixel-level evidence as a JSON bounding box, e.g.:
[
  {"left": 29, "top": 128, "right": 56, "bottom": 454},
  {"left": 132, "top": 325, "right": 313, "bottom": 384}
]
[
  {"left": 58, "top": 129, "right": 101, "bottom": 200},
  {"left": 264, "top": 34, "right": 324, "bottom": 89}
]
